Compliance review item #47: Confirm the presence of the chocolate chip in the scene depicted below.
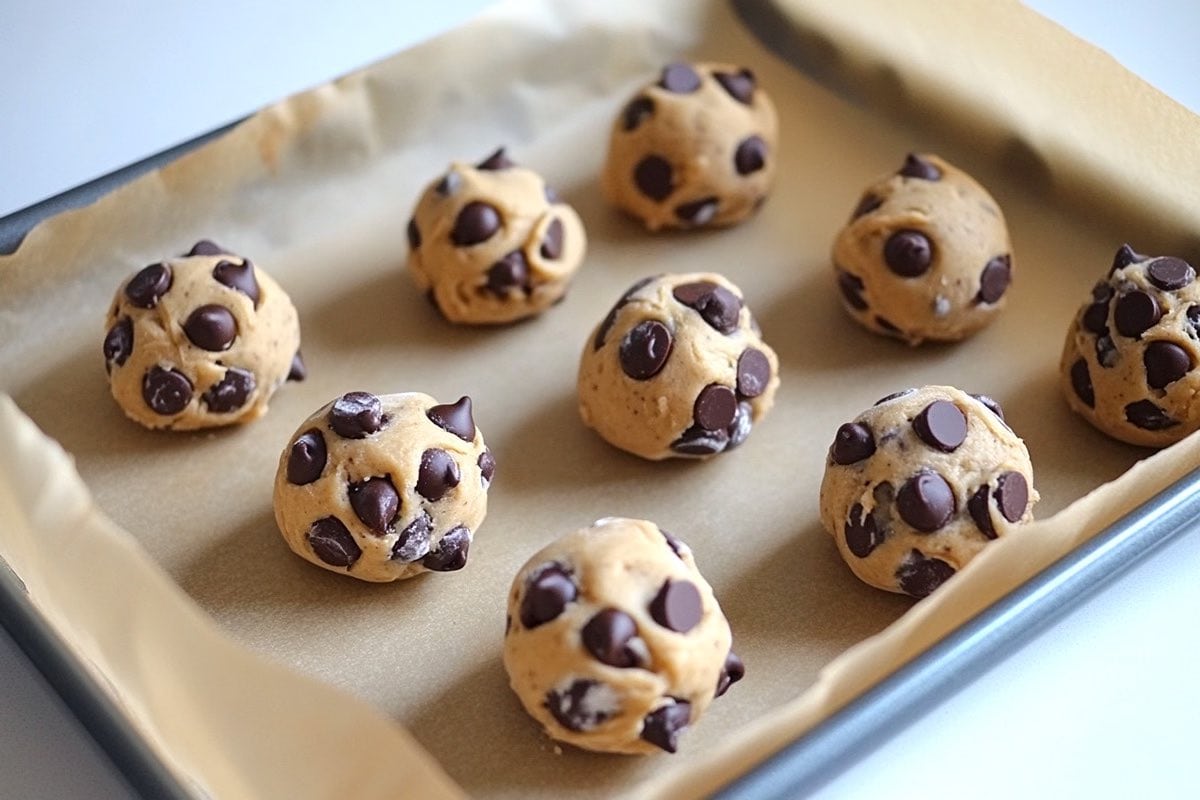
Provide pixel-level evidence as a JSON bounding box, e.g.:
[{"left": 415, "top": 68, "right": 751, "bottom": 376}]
[
  {"left": 1096, "top": 334, "right": 1117, "bottom": 368},
  {"left": 634, "top": 155, "right": 674, "bottom": 201},
  {"left": 897, "top": 470, "right": 956, "bottom": 532},
  {"left": 1144, "top": 341, "right": 1192, "bottom": 389},
  {"left": 641, "top": 701, "right": 691, "bottom": 753},
  {"left": 212, "top": 259, "right": 260, "bottom": 306},
  {"left": 837, "top": 270, "right": 869, "bottom": 310},
  {"left": 417, "top": 448, "right": 460, "bottom": 501},
  {"left": 486, "top": 251, "right": 529, "bottom": 295},
  {"left": 142, "top": 366, "right": 192, "bottom": 415},
  {"left": 427, "top": 396, "right": 475, "bottom": 442},
  {"left": 672, "top": 281, "right": 742, "bottom": 333},
  {"left": 715, "top": 651, "right": 744, "bottom": 697},
  {"left": 996, "top": 471, "right": 1029, "bottom": 522},
  {"left": 422, "top": 525, "right": 470, "bottom": 571},
  {"left": 478, "top": 450, "right": 496, "bottom": 487},
  {"left": 851, "top": 193, "right": 883, "bottom": 220},
  {"left": 287, "top": 350, "right": 307, "bottom": 382},
  {"left": 545, "top": 680, "right": 615, "bottom": 732},
  {"left": 734, "top": 135, "right": 767, "bottom": 175},
  {"left": 661, "top": 529, "right": 688, "bottom": 559},
  {"left": 659, "top": 62, "right": 701, "bottom": 93},
  {"left": 830, "top": 422, "right": 875, "bottom": 465},
  {"left": 714, "top": 69, "right": 756, "bottom": 104},
  {"left": 1070, "top": 358, "right": 1095, "bottom": 407},
  {"left": 349, "top": 477, "right": 400, "bottom": 535},
  {"left": 693, "top": 385, "right": 738, "bottom": 431},
  {"left": 593, "top": 276, "right": 656, "bottom": 351},
  {"left": 435, "top": 171, "right": 462, "bottom": 196},
  {"left": 895, "top": 550, "right": 955, "bottom": 598},
  {"left": 103, "top": 317, "right": 133, "bottom": 369},
  {"left": 476, "top": 147, "right": 514, "bottom": 170},
  {"left": 619, "top": 320, "right": 673, "bottom": 379},
  {"left": 541, "top": 218, "right": 564, "bottom": 259},
  {"left": 286, "top": 429, "right": 327, "bottom": 485},
  {"left": 544, "top": 185, "right": 560, "bottom": 204},
  {"left": 623, "top": 96, "right": 655, "bottom": 130},
  {"left": 1146, "top": 257, "right": 1194, "bottom": 290},
  {"left": 650, "top": 580, "right": 702, "bottom": 633},
  {"left": 844, "top": 502, "right": 883, "bottom": 557},
  {"left": 967, "top": 485, "right": 997, "bottom": 539},
  {"left": 125, "top": 263, "right": 173, "bottom": 308},
  {"left": 970, "top": 393, "right": 1005, "bottom": 422},
  {"left": 407, "top": 218, "right": 421, "bottom": 249},
  {"left": 1111, "top": 243, "right": 1146, "bottom": 274},
  {"left": 976, "top": 255, "right": 1011, "bottom": 304},
  {"left": 391, "top": 512, "right": 432, "bottom": 562},
  {"left": 875, "top": 316, "right": 902, "bottom": 334},
  {"left": 736, "top": 348, "right": 771, "bottom": 398},
  {"left": 898, "top": 153, "right": 941, "bottom": 181},
  {"left": 884, "top": 230, "right": 933, "bottom": 277},
  {"left": 329, "top": 392, "right": 384, "bottom": 439},
  {"left": 201, "top": 366, "right": 255, "bottom": 413},
  {"left": 1189, "top": 306, "right": 1200, "bottom": 339},
  {"left": 671, "top": 426, "right": 729, "bottom": 456},
  {"left": 582, "top": 609, "right": 642, "bottom": 667},
  {"left": 519, "top": 564, "right": 577, "bottom": 628},
  {"left": 675, "top": 197, "right": 718, "bottom": 226},
  {"left": 307, "top": 517, "right": 360, "bottom": 568},
  {"left": 186, "top": 240, "right": 227, "bottom": 256},
  {"left": 1125, "top": 399, "right": 1178, "bottom": 430},
  {"left": 1092, "top": 282, "right": 1114, "bottom": 303},
  {"left": 913, "top": 400, "right": 967, "bottom": 452},
  {"left": 875, "top": 388, "right": 916, "bottom": 405},
  {"left": 1114, "top": 291, "right": 1161, "bottom": 337},
  {"left": 1082, "top": 299, "right": 1110, "bottom": 335},
  {"left": 451, "top": 201, "right": 501, "bottom": 246},
  {"left": 183, "top": 304, "right": 238, "bottom": 351}
]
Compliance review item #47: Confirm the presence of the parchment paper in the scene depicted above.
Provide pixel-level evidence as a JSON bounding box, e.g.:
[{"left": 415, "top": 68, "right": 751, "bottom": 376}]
[{"left": 1, "top": 1, "right": 1198, "bottom": 798}]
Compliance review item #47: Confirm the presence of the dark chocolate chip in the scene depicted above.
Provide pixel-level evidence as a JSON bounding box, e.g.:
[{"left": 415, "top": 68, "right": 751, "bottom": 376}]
[
  {"left": 427, "top": 396, "right": 476, "bottom": 442},
  {"left": 391, "top": 512, "right": 432, "bottom": 562},
  {"left": 183, "top": 304, "right": 238, "bottom": 351},
  {"left": 1070, "top": 358, "right": 1095, "bottom": 407},
  {"left": 851, "top": 193, "right": 883, "bottom": 220},
  {"left": 593, "top": 276, "right": 656, "bottom": 351},
  {"left": 875, "top": 316, "right": 902, "bottom": 334},
  {"left": 728, "top": 401, "right": 754, "bottom": 451},
  {"left": 970, "top": 393, "right": 1005, "bottom": 422},
  {"left": 308, "top": 517, "right": 361, "bottom": 568},
  {"left": 661, "top": 529, "right": 688, "bottom": 559},
  {"left": 1092, "top": 282, "right": 1114, "bottom": 303},
  {"left": 328, "top": 392, "right": 384, "bottom": 439},
  {"left": 103, "top": 317, "right": 133, "bottom": 369},
  {"left": 186, "top": 240, "right": 227, "bottom": 256},
  {"left": 714, "top": 68, "right": 756, "bottom": 104},
  {"left": 541, "top": 218, "right": 564, "bottom": 260},
  {"left": 641, "top": 701, "right": 692, "bottom": 753},
  {"left": 1096, "top": 334, "right": 1117, "bottom": 368},
  {"left": 1146, "top": 257, "right": 1194, "bottom": 290},
  {"left": 416, "top": 448, "right": 460, "bottom": 501},
  {"left": 1189, "top": 306, "right": 1200, "bottom": 339},
  {"left": 1125, "top": 400, "right": 1178, "bottom": 430},
  {"left": 649, "top": 579, "right": 702, "bottom": 633},
  {"left": 830, "top": 422, "right": 875, "bottom": 465},
  {"left": 201, "top": 366, "right": 255, "bottom": 413},
  {"left": 142, "top": 366, "right": 192, "bottom": 415},
  {"left": 519, "top": 564, "right": 577, "bottom": 628},
  {"left": 125, "top": 263, "right": 173, "bottom": 308},
  {"left": 693, "top": 384, "right": 738, "bottom": 431},
  {"left": 623, "top": 96, "right": 655, "bottom": 130},
  {"left": 897, "top": 470, "right": 956, "bottom": 532},
  {"left": 349, "top": 477, "right": 400, "bottom": 535},
  {"left": 875, "top": 388, "right": 916, "bottom": 405},
  {"left": 898, "top": 153, "right": 941, "bottom": 181},
  {"left": 478, "top": 450, "right": 496, "bottom": 487},
  {"left": 545, "top": 680, "right": 614, "bottom": 732},
  {"left": 582, "top": 608, "right": 642, "bottom": 668},
  {"left": 895, "top": 550, "right": 955, "bottom": 598},
  {"left": 1144, "top": 341, "right": 1192, "bottom": 389},
  {"left": 212, "top": 259, "right": 260, "bottom": 306},
  {"left": 407, "top": 218, "right": 421, "bottom": 249},
  {"left": 976, "top": 254, "right": 1011, "bottom": 304},
  {"left": 1111, "top": 243, "right": 1146, "bottom": 274},
  {"left": 422, "top": 525, "right": 470, "bottom": 571},
  {"left": 884, "top": 230, "right": 933, "bottom": 277},
  {"left": 996, "top": 471, "right": 1029, "bottom": 522},
  {"left": 634, "top": 155, "right": 674, "bottom": 201},
  {"left": 715, "top": 651, "right": 745, "bottom": 697},
  {"left": 619, "top": 320, "right": 673, "bottom": 380},
  {"left": 486, "top": 250, "right": 529, "bottom": 295},
  {"left": 436, "top": 171, "right": 462, "bottom": 196},
  {"left": 1082, "top": 299, "right": 1111, "bottom": 335},
  {"left": 659, "top": 62, "right": 702, "bottom": 93},
  {"left": 837, "top": 270, "right": 869, "bottom": 311},
  {"left": 544, "top": 185, "right": 560, "bottom": 204},
  {"left": 967, "top": 485, "right": 997, "bottom": 539},
  {"left": 451, "top": 201, "right": 501, "bottom": 246},
  {"left": 287, "top": 350, "right": 307, "bottom": 382},
  {"left": 734, "top": 135, "right": 767, "bottom": 175},
  {"left": 913, "top": 400, "right": 967, "bottom": 452},
  {"left": 675, "top": 196, "right": 718, "bottom": 226},
  {"left": 671, "top": 425, "right": 729, "bottom": 456},
  {"left": 736, "top": 348, "right": 771, "bottom": 398},
  {"left": 1114, "top": 291, "right": 1161, "bottom": 338},
  {"left": 476, "top": 147, "right": 514, "bottom": 170},
  {"left": 286, "top": 429, "right": 327, "bottom": 485},
  {"left": 672, "top": 281, "right": 742, "bottom": 333},
  {"left": 844, "top": 502, "right": 883, "bottom": 558}
]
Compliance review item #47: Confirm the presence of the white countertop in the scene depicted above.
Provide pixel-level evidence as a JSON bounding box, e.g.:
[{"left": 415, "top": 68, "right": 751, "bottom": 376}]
[{"left": 3, "top": 2, "right": 1199, "bottom": 798}]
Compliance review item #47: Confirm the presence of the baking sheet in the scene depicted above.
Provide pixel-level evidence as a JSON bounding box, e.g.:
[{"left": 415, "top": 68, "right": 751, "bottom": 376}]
[{"left": 2, "top": 0, "right": 1198, "bottom": 798}]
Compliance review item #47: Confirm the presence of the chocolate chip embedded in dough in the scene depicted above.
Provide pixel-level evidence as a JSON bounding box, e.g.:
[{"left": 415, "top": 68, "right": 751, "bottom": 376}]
[
  {"left": 1095, "top": 334, "right": 1117, "bottom": 368},
  {"left": 422, "top": 525, "right": 470, "bottom": 571},
  {"left": 1070, "top": 358, "right": 1095, "bottom": 408},
  {"left": 212, "top": 259, "right": 261, "bottom": 306},
  {"left": 734, "top": 135, "right": 766, "bottom": 175},
  {"left": 895, "top": 549, "right": 955, "bottom": 598},
  {"left": 633, "top": 155, "right": 674, "bottom": 201},
  {"left": 545, "top": 680, "right": 615, "bottom": 732},
  {"left": 967, "top": 484, "right": 997, "bottom": 539},
  {"left": 519, "top": 564, "right": 577, "bottom": 629},
  {"left": 671, "top": 425, "right": 729, "bottom": 457},
  {"left": 830, "top": 422, "right": 875, "bottom": 465},
  {"left": 675, "top": 197, "right": 719, "bottom": 227},
  {"left": 435, "top": 170, "right": 462, "bottom": 196},
  {"left": 287, "top": 350, "right": 307, "bottom": 382},
  {"left": 875, "top": 316, "right": 902, "bottom": 334},
  {"left": 416, "top": 448, "right": 461, "bottom": 501},
  {"left": 912, "top": 400, "right": 968, "bottom": 452},
  {"left": 540, "top": 218, "right": 565, "bottom": 260},
  {"left": 649, "top": 579, "right": 703, "bottom": 633},
  {"left": 307, "top": 517, "right": 361, "bottom": 568},
  {"left": 187, "top": 239, "right": 227, "bottom": 257},
  {"left": 476, "top": 147, "right": 515, "bottom": 171},
  {"left": 486, "top": 251, "right": 529, "bottom": 295},
  {"left": 582, "top": 609, "right": 642, "bottom": 668},
  {"left": 103, "top": 317, "right": 133, "bottom": 370},
  {"left": 884, "top": 230, "right": 933, "bottom": 277},
  {"left": 693, "top": 384, "right": 738, "bottom": 431},
  {"left": 844, "top": 502, "right": 883, "bottom": 558},
  {"left": 406, "top": 218, "right": 421, "bottom": 250},
  {"left": 349, "top": 476, "right": 400, "bottom": 535},
  {"left": 1189, "top": 306, "right": 1200, "bottom": 339},
  {"left": 201, "top": 366, "right": 255, "bottom": 413},
  {"left": 125, "top": 263, "right": 173, "bottom": 308},
  {"left": 1082, "top": 298, "right": 1111, "bottom": 335},
  {"left": 391, "top": 512, "right": 432, "bottom": 562},
  {"left": 593, "top": 276, "right": 657, "bottom": 351},
  {"left": 1143, "top": 341, "right": 1192, "bottom": 389},
  {"left": 897, "top": 470, "right": 956, "bottom": 532},
  {"left": 851, "top": 193, "right": 883, "bottom": 220},
  {"left": 672, "top": 281, "right": 742, "bottom": 333},
  {"left": 142, "top": 366, "right": 192, "bottom": 415},
  {"left": 328, "top": 391, "right": 385, "bottom": 439},
  {"left": 995, "top": 471, "right": 1029, "bottom": 522},
  {"left": 715, "top": 651, "right": 745, "bottom": 698},
  {"left": 478, "top": 449, "right": 496, "bottom": 488},
  {"left": 736, "top": 348, "right": 771, "bottom": 398},
  {"left": 286, "top": 429, "right": 327, "bottom": 485},
  {"left": 622, "top": 96, "right": 655, "bottom": 131},
  {"left": 837, "top": 269, "right": 869, "bottom": 311},
  {"left": 976, "top": 255, "right": 1011, "bottom": 304},
  {"left": 183, "top": 304, "right": 238, "bottom": 352},
  {"left": 1125, "top": 399, "right": 1178, "bottom": 431},
  {"left": 898, "top": 153, "right": 942, "bottom": 181},
  {"left": 714, "top": 68, "right": 756, "bottom": 104},
  {"left": 659, "top": 62, "right": 702, "bottom": 93},
  {"left": 1111, "top": 243, "right": 1146, "bottom": 275},
  {"left": 875, "top": 388, "right": 916, "bottom": 405},
  {"left": 1146, "top": 257, "right": 1195, "bottom": 291},
  {"left": 451, "top": 201, "right": 501, "bottom": 246},
  {"left": 619, "top": 320, "right": 674, "bottom": 380},
  {"left": 1114, "top": 290, "right": 1161, "bottom": 338},
  {"left": 661, "top": 529, "right": 688, "bottom": 559},
  {"left": 427, "top": 396, "right": 476, "bottom": 442},
  {"left": 970, "top": 393, "right": 1005, "bottom": 422},
  {"left": 641, "top": 701, "right": 692, "bottom": 753}
]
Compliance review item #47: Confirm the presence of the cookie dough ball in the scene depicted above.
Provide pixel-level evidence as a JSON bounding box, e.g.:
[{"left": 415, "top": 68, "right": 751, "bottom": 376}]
[
  {"left": 405, "top": 148, "right": 587, "bottom": 324},
  {"left": 273, "top": 391, "right": 494, "bottom": 582},
  {"left": 1061, "top": 245, "right": 1200, "bottom": 447},
  {"left": 578, "top": 272, "right": 779, "bottom": 460},
  {"left": 602, "top": 61, "right": 778, "bottom": 231},
  {"left": 832, "top": 153, "right": 1013, "bottom": 345},
  {"left": 503, "top": 517, "right": 743, "bottom": 755},
  {"left": 819, "top": 386, "right": 1038, "bottom": 598},
  {"left": 102, "top": 240, "right": 303, "bottom": 430}
]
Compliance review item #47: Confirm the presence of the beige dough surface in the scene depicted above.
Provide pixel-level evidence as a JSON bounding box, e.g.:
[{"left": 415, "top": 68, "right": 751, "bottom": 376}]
[
  {"left": 405, "top": 149, "right": 586, "bottom": 324},
  {"left": 1060, "top": 246, "right": 1200, "bottom": 447},
  {"left": 831, "top": 153, "right": 1012, "bottom": 345},
  {"left": 601, "top": 61, "right": 778, "bottom": 231},
  {"left": 502, "top": 517, "right": 741, "bottom": 755},
  {"left": 272, "top": 391, "right": 493, "bottom": 583},
  {"left": 577, "top": 272, "right": 780, "bottom": 461},
  {"left": 102, "top": 241, "right": 302, "bottom": 430},
  {"left": 819, "top": 385, "right": 1038, "bottom": 597}
]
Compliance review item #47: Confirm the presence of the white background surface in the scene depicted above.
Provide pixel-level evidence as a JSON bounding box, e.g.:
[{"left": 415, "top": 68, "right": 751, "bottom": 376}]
[{"left": 2, "top": 1, "right": 1199, "bottom": 798}]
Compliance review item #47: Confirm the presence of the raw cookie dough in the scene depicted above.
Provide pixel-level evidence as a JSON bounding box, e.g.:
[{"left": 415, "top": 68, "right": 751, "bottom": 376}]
[
  {"left": 1060, "top": 245, "right": 1200, "bottom": 447},
  {"left": 832, "top": 153, "right": 1013, "bottom": 345},
  {"left": 819, "top": 386, "right": 1037, "bottom": 598},
  {"left": 273, "top": 391, "right": 494, "bottom": 582},
  {"left": 503, "top": 517, "right": 743, "bottom": 755},
  {"left": 577, "top": 272, "right": 780, "bottom": 460},
  {"left": 601, "top": 61, "right": 778, "bottom": 231},
  {"left": 102, "top": 240, "right": 303, "bottom": 430},
  {"left": 405, "top": 148, "right": 587, "bottom": 324}
]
